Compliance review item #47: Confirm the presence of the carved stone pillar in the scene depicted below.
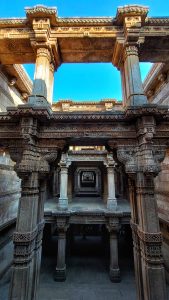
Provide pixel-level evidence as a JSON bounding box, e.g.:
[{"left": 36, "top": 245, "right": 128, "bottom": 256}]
[
  {"left": 58, "top": 154, "right": 71, "bottom": 210},
  {"left": 123, "top": 45, "right": 147, "bottom": 106},
  {"left": 48, "top": 62, "right": 55, "bottom": 105},
  {"left": 29, "top": 47, "right": 51, "bottom": 106},
  {"left": 135, "top": 116, "right": 167, "bottom": 300},
  {"left": 105, "top": 154, "right": 117, "bottom": 210},
  {"left": 116, "top": 140, "right": 167, "bottom": 299},
  {"left": 54, "top": 219, "right": 69, "bottom": 281},
  {"left": 9, "top": 172, "right": 39, "bottom": 300},
  {"left": 106, "top": 218, "right": 120, "bottom": 282},
  {"left": 136, "top": 172, "right": 167, "bottom": 300},
  {"left": 53, "top": 167, "right": 60, "bottom": 197},
  {"left": 107, "top": 166, "right": 116, "bottom": 209},
  {"left": 32, "top": 179, "right": 46, "bottom": 300},
  {"left": 103, "top": 169, "right": 108, "bottom": 203},
  {"left": 128, "top": 177, "right": 143, "bottom": 299}
]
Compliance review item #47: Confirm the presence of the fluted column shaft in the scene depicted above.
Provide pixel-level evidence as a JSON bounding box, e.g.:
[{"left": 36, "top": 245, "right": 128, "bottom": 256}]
[{"left": 122, "top": 45, "right": 147, "bottom": 106}]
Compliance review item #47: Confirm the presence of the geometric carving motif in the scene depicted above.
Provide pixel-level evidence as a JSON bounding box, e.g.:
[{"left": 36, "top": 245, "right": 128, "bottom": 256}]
[
  {"left": 145, "top": 245, "right": 162, "bottom": 258},
  {"left": 13, "top": 227, "right": 37, "bottom": 244},
  {"left": 138, "top": 229, "right": 163, "bottom": 243}
]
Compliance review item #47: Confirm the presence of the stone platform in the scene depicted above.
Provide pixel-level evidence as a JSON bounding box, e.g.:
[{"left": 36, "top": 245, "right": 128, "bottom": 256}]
[{"left": 44, "top": 197, "right": 131, "bottom": 223}]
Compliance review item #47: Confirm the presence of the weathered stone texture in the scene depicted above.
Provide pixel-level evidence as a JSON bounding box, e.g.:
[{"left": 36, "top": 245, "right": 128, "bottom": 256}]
[{"left": 0, "top": 4, "right": 169, "bottom": 300}]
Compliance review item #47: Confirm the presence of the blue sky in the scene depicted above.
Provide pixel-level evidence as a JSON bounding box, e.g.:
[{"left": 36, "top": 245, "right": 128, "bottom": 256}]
[{"left": 1, "top": 1, "right": 169, "bottom": 101}]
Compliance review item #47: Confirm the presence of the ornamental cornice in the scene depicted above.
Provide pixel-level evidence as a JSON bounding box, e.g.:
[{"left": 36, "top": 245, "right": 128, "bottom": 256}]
[
  {"left": 25, "top": 6, "right": 57, "bottom": 16},
  {"left": 117, "top": 5, "right": 149, "bottom": 16},
  {"left": 1, "top": 105, "right": 169, "bottom": 123},
  {"left": 25, "top": 5, "right": 57, "bottom": 26},
  {"left": 0, "top": 18, "right": 27, "bottom": 27},
  {"left": 116, "top": 5, "right": 149, "bottom": 25},
  {"left": 57, "top": 17, "right": 114, "bottom": 26},
  {"left": 0, "top": 16, "right": 169, "bottom": 28},
  {"left": 145, "top": 17, "right": 169, "bottom": 25}
]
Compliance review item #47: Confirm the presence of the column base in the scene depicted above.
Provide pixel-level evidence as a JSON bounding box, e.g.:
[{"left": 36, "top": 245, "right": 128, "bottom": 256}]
[
  {"left": 127, "top": 94, "right": 147, "bottom": 106},
  {"left": 107, "top": 198, "right": 117, "bottom": 210},
  {"left": 58, "top": 198, "right": 68, "bottom": 210},
  {"left": 28, "top": 95, "right": 51, "bottom": 107},
  {"left": 109, "top": 267, "right": 121, "bottom": 282},
  {"left": 54, "top": 266, "right": 66, "bottom": 281}
]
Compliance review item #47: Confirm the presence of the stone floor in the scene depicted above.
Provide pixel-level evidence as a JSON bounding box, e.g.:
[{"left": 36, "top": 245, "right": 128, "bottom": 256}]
[
  {"left": 38, "top": 235, "right": 137, "bottom": 300},
  {"left": 1, "top": 234, "right": 169, "bottom": 300}
]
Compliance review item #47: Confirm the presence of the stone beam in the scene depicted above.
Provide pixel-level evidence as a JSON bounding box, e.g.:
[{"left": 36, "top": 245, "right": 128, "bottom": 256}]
[{"left": 0, "top": 6, "right": 169, "bottom": 64}]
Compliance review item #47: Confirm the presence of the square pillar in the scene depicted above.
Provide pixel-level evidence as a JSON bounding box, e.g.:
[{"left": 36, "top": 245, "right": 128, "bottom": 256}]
[
  {"left": 106, "top": 218, "right": 121, "bottom": 282},
  {"left": 54, "top": 219, "right": 69, "bottom": 281},
  {"left": 104, "top": 154, "right": 117, "bottom": 210},
  {"left": 9, "top": 172, "right": 39, "bottom": 300},
  {"left": 58, "top": 154, "right": 71, "bottom": 210},
  {"left": 29, "top": 47, "right": 52, "bottom": 107}
]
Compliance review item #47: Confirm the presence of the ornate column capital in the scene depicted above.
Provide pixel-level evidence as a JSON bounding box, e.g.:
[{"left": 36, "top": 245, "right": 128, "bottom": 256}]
[
  {"left": 124, "top": 44, "right": 138, "bottom": 59},
  {"left": 104, "top": 152, "right": 116, "bottom": 168},
  {"left": 117, "top": 146, "right": 138, "bottom": 176},
  {"left": 56, "top": 217, "right": 69, "bottom": 237},
  {"left": 106, "top": 217, "right": 120, "bottom": 234},
  {"left": 59, "top": 153, "right": 72, "bottom": 169},
  {"left": 36, "top": 47, "right": 51, "bottom": 61},
  {"left": 136, "top": 116, "right": 165, "bottom": 176}
]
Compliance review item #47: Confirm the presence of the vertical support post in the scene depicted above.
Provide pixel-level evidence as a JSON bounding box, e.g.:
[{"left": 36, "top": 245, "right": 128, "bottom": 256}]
[
  {"left": 103, "top": 169, "right": 108, "bottom": 203},
  {"left": 129, "top": 178, "right": 144, "bottom": 300},
  {"left": 32, "top": 179, "right": 46, "bottom": 300},
  {"left": 105, "top": 154, "right": 117, "bottom": 210},
  {"left": 106, "top": 218, "right": 120, "bottom": 282},
  {"left": 48, "top": 62, "right": 55, "bottom": 105},
  {"left": 120, "top": 64, "right": 127, "bottom": 105},
  {"left": 53, "top": 167, "right": 59, "bottom": 197},
  {"left": 29, "top": 47, "right": 51, "bottom": 106},
  {"left": 116, "top": 139, "right": 167, "bottom": 299},
  {"left": 123, "top": 45, "right": 147, "bottom": 106},
  {"left": 58, "top": 154, "right": 71, "bottom": 210},
  {"left": 135, "top": 116, "right": 167, "bottom": 300},
  {"left": 107, "top": 166, "right": 116, "bottom": 209},
  {"left": 136, "top": 172, "right": 167, "bottom": 300},
  {"left": 9, "top": 172, "right": 39, "bottom": 300},
  {"left": 54, "top": 219, "right": 69, "bottom": 281}
]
